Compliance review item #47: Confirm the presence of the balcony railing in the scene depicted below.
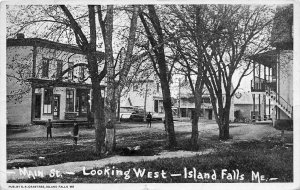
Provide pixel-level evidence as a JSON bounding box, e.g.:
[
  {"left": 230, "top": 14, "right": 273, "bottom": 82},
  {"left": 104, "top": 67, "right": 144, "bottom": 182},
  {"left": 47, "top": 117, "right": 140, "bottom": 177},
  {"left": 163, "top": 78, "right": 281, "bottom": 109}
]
[{"left": 251, "top": 80, "right": 276, "bottom": 92}]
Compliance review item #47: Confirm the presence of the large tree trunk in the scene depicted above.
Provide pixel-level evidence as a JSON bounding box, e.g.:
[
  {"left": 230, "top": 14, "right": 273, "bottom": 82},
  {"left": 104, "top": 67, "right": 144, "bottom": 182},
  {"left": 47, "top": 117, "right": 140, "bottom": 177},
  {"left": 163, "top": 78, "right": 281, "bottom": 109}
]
[
  {"left": 191, "top": 104, "right": 200, "bottom": 150},
  {"left": 104, "top": 5, "right": 116, "bottom": 153},
  {"left": 139, "top": 5, "right": 177, "bottom": 148},
  {"left": 89, "top": 52, "right": 106, "bottom": 154},
  {"left": 92, "top": 79, "right": 106, "bottom": 154},
  {"left": 155, "top": 38, "right": 177, "bottom": 148},
  {"left": 218, "top": 96, "right": 231, "bottom": 140},
  {"left": 190, "top": 82, "right": 203, "bottom": 150},
  {"left": 60, "top": 5, "right": 108, "bottom": 155},
  {"left": 190, "top": 5, "right": 205, "bottom": 150},
  {"left": 219, "top": 122, "right": 230, "bottom": 140},
  {"left": 160, "top": 77, "right": 177, "bottom": 148}
]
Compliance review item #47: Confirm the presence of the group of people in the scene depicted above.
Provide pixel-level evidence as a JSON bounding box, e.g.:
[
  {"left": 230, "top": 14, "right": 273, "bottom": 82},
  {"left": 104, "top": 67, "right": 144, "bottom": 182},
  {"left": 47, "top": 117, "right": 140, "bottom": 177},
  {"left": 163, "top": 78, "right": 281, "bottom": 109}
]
[{"left": 46, "top": 119, "right": 79, "bottom": 145}]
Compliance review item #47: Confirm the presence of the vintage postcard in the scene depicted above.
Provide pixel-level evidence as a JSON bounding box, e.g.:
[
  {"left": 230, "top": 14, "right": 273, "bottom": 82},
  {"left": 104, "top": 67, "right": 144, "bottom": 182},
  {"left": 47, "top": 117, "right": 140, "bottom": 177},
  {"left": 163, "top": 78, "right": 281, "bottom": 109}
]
[{"left": 1, "top": 0, "right": 299, "bottom": 190}]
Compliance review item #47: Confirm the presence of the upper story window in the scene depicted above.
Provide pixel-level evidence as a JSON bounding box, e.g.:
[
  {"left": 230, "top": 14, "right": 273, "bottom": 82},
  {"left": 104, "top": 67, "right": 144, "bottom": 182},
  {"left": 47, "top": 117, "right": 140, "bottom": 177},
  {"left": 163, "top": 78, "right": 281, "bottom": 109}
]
[
  {"left": 79, "top": 65, "right": 85, "bottom": 81},
  {"left": 157, "top": 83, "right": 160, "bottom": 93},
  {"left": 68, "top": 62, "right": 74, "bottom": 80},
  {"left": 56, "top": 60, "right": 63, "bottom": 79},
  {"left": 42, "top": 58, "right": 50, "bottom": 78}
]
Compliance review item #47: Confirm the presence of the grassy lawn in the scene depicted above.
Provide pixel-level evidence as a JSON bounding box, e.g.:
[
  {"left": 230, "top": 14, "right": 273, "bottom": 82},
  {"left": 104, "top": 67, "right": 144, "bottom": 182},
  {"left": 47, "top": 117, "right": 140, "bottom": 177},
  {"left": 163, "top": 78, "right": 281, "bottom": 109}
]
[
  {"left": 7, "top": 122, "right": 293, "bottom": 183},
  {"left": 7, "top": 124, "right": 198, "bottom": 169},
  {"left": 8, "top": 138, "right": 293, "bottom": 183}
]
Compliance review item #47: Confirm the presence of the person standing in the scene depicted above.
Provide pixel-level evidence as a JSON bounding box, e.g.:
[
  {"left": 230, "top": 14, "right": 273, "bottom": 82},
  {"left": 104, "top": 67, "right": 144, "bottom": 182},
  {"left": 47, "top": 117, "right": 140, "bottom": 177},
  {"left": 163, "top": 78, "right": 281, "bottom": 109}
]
[
  {"left": 46, "top": 119, "right": 53, "bottom": 140},
  {"left": 73, "top": 122, "right": 79, "bottom": 145},
  {"left": 146, "top": 112, "right": 152, "bottom": 128}
]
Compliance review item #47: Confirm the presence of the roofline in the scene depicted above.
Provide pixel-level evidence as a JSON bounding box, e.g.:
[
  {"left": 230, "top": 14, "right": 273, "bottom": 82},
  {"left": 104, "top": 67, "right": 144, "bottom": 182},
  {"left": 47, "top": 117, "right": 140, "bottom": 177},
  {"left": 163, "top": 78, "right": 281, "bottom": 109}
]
[
  {"left": 7, "top": 38, "right": 105, "bottom": 57},
  {"left": 249, "top": 50, "right": 278, "bottom": 67}
]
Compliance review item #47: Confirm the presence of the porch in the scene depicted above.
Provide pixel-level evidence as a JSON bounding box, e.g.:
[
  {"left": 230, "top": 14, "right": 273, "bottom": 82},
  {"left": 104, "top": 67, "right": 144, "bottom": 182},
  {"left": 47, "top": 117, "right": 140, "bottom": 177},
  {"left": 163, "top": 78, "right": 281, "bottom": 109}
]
[
  {"left": 32, "top": 117, "right": 91, "bottom": 127},
  {"left": 28, "top": 78, "right": 105, "bottom": 124}
]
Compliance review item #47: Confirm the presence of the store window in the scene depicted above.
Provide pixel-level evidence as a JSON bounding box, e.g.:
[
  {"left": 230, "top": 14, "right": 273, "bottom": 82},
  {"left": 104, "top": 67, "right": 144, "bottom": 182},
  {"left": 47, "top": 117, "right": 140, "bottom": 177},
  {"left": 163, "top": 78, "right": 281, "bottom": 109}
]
[
  {"left": 66, "top": 89, "right": 74, "bottom": 112},
  {"left": 43, "top": 88, "right": 52, "bottom": 114}
]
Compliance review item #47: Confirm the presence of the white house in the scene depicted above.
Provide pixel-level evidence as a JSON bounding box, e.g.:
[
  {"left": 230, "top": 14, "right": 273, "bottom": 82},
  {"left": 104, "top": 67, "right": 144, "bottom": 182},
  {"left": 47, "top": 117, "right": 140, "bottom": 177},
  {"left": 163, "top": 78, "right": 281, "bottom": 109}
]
[{"left": 250, "top": 5, "right": 293, "bottom": 127}]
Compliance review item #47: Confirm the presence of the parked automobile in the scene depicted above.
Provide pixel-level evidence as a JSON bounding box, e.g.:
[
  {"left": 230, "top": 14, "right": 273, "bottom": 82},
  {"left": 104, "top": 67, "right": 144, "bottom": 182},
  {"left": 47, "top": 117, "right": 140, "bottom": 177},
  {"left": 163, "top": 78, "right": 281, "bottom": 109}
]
[
  {"left": 151, "top": 112, "right": 163, "bottom": 121},
  {"left": 119, "top": 106, "right": 163, "bottom": 122},
  {"left": 129, "top": 112, "right": 144, "bottom": 122}
]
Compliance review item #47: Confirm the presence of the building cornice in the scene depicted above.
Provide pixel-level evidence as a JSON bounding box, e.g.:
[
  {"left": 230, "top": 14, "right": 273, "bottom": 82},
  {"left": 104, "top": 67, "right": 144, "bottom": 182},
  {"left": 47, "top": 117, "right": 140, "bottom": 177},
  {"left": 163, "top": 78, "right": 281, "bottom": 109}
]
[{"left": 7, "top": 38, "right": 105, "bottom": 57}]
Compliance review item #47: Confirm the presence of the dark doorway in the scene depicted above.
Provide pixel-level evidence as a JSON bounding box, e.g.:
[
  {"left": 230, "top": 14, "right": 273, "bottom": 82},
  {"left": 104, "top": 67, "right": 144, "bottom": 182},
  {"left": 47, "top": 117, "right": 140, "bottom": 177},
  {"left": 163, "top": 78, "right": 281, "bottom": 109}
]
[
  {"left": 34, "top": 94, "right": 41, "bottom": 119},
  {"left": 181, "top": 108, "right": 187, "bottom": 117},
  {"left": 53, "top": 95, "right": 60, "bottom": 120},
  {"left": 208, "top": 110, "right": 213, "bottom": 120}
]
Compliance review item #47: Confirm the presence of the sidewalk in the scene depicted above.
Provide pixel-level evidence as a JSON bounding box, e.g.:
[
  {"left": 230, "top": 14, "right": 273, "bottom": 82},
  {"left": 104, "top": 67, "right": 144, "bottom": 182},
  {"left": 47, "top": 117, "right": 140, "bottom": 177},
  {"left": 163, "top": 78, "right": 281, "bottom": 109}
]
[{"left": 6, "top": 149, "right": 214, "bottom": 181}]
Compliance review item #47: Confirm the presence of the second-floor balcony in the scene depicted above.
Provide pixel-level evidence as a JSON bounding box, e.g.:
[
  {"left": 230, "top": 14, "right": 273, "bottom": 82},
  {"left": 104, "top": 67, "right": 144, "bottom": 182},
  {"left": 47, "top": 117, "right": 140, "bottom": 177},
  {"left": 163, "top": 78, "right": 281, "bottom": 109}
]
[{"left": 251, "top": 80, "right": 276, "bottom": 93}]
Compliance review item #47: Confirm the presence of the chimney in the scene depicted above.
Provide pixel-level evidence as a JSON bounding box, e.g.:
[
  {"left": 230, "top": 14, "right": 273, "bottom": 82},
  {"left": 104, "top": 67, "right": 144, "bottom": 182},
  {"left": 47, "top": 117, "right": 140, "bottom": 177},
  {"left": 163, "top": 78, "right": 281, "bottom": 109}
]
[{"left": 17, "top": 33, "right": 25, "bottom": 39}]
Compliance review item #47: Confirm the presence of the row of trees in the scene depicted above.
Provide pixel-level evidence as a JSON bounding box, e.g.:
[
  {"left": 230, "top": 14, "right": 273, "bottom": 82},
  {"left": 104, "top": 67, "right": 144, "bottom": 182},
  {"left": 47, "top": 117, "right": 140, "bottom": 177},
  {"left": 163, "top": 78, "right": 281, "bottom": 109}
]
[{"left": 7, "top": 4, "right": 276, "bottom": 153}]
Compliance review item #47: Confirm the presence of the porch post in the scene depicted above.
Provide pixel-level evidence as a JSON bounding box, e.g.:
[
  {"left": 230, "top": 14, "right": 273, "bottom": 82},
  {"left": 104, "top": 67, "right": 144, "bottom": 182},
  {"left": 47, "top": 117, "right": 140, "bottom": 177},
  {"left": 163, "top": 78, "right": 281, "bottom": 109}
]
[
  {"left": 276, "top": 50, "right": 279, "bottom": 120},
  {"left": 269, "top": 67, "right": 271, "bottom": 119},
  {"left": 31, "top": 85, "right": 36, "bottom": 123},
  {"left": 252, "top": 94, "right": 256, "bottom": 122},
  {"left": 264, "top": 65, "right": 267, "bottom": 120},
  {"left": 74, "top": 88, "right": 77, "bottom": 114},
  {"left": 259, "top": 63, "right": 261, "bottom": 90},
  {"left": 31, "top": 45, "right": 37, "bottom": 123},
  {"left": 253, "top": 61, "right": 255, "bottom": 90},
  {"left": 258, "top": 94, "right": 261, "bottom": 121}
]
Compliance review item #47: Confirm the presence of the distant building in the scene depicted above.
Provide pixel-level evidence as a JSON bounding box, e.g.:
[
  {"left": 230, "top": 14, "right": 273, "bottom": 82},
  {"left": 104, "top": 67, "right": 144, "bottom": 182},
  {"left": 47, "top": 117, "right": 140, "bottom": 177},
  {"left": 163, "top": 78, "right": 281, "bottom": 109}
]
[
  {"left": 250, "top": 5, "right": 293, "bottom": 124},
  {"left": 173, "top": 93, "right": 214, "bottom": 120},
  {"left": 6, "top": 35, "right": 105, "bottom": 125},
  {"left": 119, "top": 79, "right": 166, "bottom": 119},
  {"left": 122, "top": 77, "right": 235, "bottom": 121}
]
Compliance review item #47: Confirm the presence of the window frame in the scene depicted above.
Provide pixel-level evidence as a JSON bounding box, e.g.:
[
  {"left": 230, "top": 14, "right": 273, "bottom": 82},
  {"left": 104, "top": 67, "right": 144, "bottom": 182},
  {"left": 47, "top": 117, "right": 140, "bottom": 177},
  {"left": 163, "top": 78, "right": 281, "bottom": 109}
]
[
  {"left": 56, "top": 60, "right": 63, "bottom": 79},
  {"left": 66, "top": 89, "right": 75, "bottom": 112},
  {"left": 43, "top": 88, "right": 53, "bottom": 114},
  {"left": 42, "top": 58, "right": 50, "bottom": 78},
  {"left": 79, "top": 65, "right": 85, "bottom": 81},
  {"left": 68, "top": 62, "right": 74, "bottom": 80}
]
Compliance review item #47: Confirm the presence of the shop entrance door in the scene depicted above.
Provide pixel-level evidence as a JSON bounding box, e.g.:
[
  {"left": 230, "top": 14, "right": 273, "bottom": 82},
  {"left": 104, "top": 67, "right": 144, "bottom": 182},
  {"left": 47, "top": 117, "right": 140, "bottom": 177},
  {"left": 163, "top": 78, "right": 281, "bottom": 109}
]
[{"left": 53, "top": 95, "right": 60, "bottom": 120}]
